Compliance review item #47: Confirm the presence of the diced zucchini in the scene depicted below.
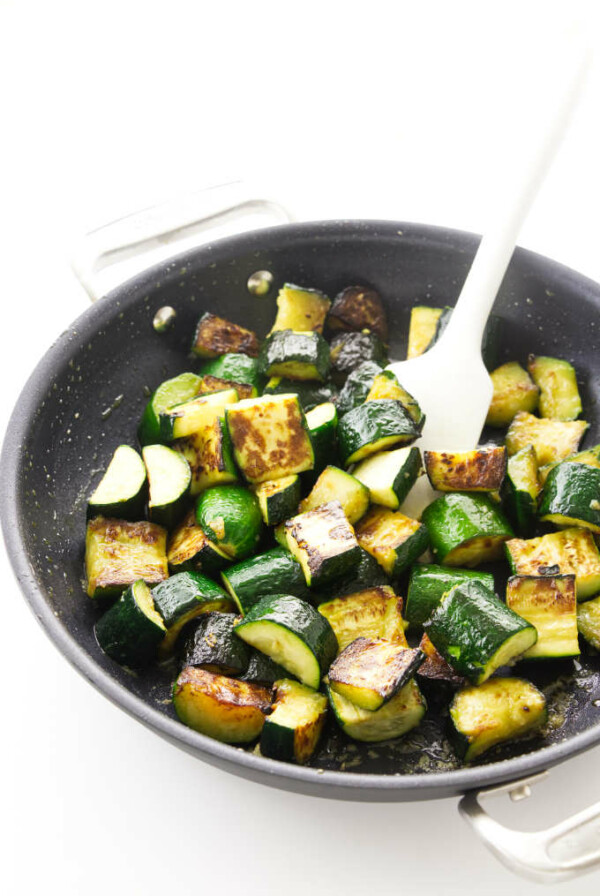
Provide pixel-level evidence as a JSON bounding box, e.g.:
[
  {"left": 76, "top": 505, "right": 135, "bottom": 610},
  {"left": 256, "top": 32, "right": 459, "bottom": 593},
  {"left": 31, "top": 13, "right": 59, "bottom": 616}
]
[
  {"left": 86, "top": 517, "right": 168, "bottom": 599},
  {"left": 527, "top": 355, "right": 582, "bottom": 421},
  {"left": 143, "top": 444, "right": 191, "bottom": 530},
  {"left": 539, "top": 462, "right": 600, "bottom": 534},
  {"left": 449, "top": 678, "right": 547, "bottom": 762},
  {"left": 505, "top": 528, "right": 600, "bottom": 601},
  {"left": 505, "top": 574, "right": 579, "bottom": 659},
  {"left": 316, "top": 548, "right": 390, "bottom": 599},
  {"left": 263, "top": 377, "right": 338, "bottom": 412},
  {"left": 405, "top": 564, "right": 495, "bottom": 627},
  {"left": 326, "top": 678, "right": 426, "bottom": 743},
  {"left": 138, "top": 372, "right": 202, "bottom": 446},
  {"left": 304, "top": 402, "right": 339, "bottom": 483},
  {"left": 485, "top": 362, "right": 539, "bottom": 428},
  {"left": 167, "top": 510, "right": 231, "bottom": 574},
  {"left": 221, "top": 547, "right": 312, "bottom": 615},
  {"left": 407, "top": 306, "right": 443, "bottom": 359},
  {"left": 159, "top": 388, "right": 238, "bottom": 440},
  {"left": 424, "top": 446, "right": 507, "bottom": 492},
  {"left": 179, "top": 612, "right": 250, "bottom": 674},
  {"left": 285, "top": 500, "right": 361, "bottom": 587},
  {"left": 366, "top": 370, "right": 424, "bottom": 426},
  {"left": 566, "top": 444, "right": 600, "bottom": 469},
  {"left": 173, "top": 667, "right": 272, "bottom": 743},
  {"left": 199, "top": 353, "right": 263, "bottom": 394},
  {"left": 299, "top": 466, "right": 370, "bottom": 525},
  {"left": 424, "top": 580, "right": 537, "bottom": 684},
  {"left": 328, "top": 285, "right": 388, "bottom": 341},
  {"left": 87, "top": 445, "right": 147, "bottom": 521},
  {"left": 191, "top": 312, "right": 259, "bottom": 358},
  {"left": 270, "top": 283, "right": 331, "bottom": 334},
  {"left": 318, "top": 585, "right": 406, "bottom": 651},
  {"left": 338, "top": 400, "right": 421, "bottom": 465},
  {"left": 174, "top": 417, "right": 238, "bottom": 495},
  {"left": 240, "top": 651, "right": 290, "bottom": 685},
  {"left": 95, "top": 579, "right": 166, "bottom": 666},
  {"left": 505, "top": 411, "right": 588, "bottom": 466},
  {"left": 226, "top": 393, "right": 314, "bottom": 483},
  {"left": 260, "top": 679, "right": 328, "bottom": 764},
  {"left": 258, "top": 330, "right": 330, "bottom": 382},
  {"left": 151, "top": 570, "right": 233, "bottom": 656},
  {"left": 501, "top": 445, "right": 540, "bottom": 537},
  {"left": 336, "top": 360, "right": 383, "bottom": 416},
  {"left": 352, "top": 446, "right": 422, "bottom": 510},
  {"left": 328, "top": 639, "right": 423, "bottom": 711},
  {"left": 329, "top": 331, "right": 388, "bottom": 383},
  {"left": 196, "top": 484, "right": 263, "bottom": 560},
  {"left": 421, "top": 493, "right": 513, "bottom": 567},
  {"left": 355, "top": 506, "right": 429, "bottom": 577},
  {"left": 253, "top": 475, "right": 301, "bottom": 525},
  {"left": 577, "top": 595, "right": 600, "bottom": 649},
  {"left": 234, "top": 594, "right": 338, "bottom": 689},
  {"left": 199, "top": 374, "right": 256, "bottom": 400},
  {"left": 417, "top": 633, "right": 467, "bottom": 687}
]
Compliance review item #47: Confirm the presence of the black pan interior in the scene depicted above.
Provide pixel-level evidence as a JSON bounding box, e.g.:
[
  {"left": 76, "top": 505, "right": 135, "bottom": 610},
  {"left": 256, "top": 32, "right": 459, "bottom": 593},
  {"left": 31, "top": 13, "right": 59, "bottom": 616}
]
[{"left": 3, "top": 220, "right": 600, "bottom": 801}]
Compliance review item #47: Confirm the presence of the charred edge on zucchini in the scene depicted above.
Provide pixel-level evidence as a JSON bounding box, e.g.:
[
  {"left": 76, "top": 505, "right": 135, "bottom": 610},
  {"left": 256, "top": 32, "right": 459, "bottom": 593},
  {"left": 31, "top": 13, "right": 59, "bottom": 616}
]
[
  {"left": 260, "top": 679, "right": 328, "bottom": 764},
  {"left": 326, "top": 678, "right": 426, "bottom": 743},
  {"left": 179, "top": 612, "right": 250, "bottom": 674},
  {"left": 151, "top": 570, "right": 234, "bottom": 656},
  {"left": 86, "top": 517, "right": 169, "bottom": 599},
  {"left": 328, "top": 639, "right": 424, "bottom": 711},
  {"left": 167, "top": 510, "right": 231, "bottom": 573},
  {"left": 505, "top": 527, "right": 600, "bottom": 601},
  {"left": 355, "top": 506, "right": 429, "bottom": 577},
  {"left": 424, "top": 446, "right": 507, "bottom": 492},
  {"left": 318, "top": 585, "right": 406, "bottom": 651},
  {"left": 192, "top": 312, "right": 259, "bottom": 358},
  {"left": 253, "top": 475, "right": 301, "bottom": 526},
  {"left": 285, "top": 500, "right": 361, "bottom": 587},
  {"left": 174, "top": 417, "right": 238, "bottom": 496},
  {"left": 327, "top": 285, "right": 388, "bottom": 342},
  {"left": 417, "top": 633, "right": 467, "bottom": 686}
]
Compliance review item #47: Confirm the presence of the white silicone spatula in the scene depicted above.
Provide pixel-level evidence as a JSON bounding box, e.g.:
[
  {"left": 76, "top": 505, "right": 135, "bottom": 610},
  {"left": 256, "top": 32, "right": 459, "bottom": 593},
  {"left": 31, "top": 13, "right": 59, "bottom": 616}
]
[{"left": 389, "top": 44, "right": 591, "bottom": 519}]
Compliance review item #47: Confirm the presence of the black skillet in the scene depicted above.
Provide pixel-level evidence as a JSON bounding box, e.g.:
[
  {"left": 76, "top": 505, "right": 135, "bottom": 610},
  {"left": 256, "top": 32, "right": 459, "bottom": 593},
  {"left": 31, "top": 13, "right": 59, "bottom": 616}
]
[{"left": 2, "top": 219, "right": 600, "bottom": 807}]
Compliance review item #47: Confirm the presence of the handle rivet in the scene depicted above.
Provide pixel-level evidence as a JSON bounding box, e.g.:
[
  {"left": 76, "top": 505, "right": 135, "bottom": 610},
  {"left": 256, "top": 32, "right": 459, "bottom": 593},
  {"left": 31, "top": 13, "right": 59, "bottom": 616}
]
[
  {"left": 247, "top": 270, "right": 274, "bottom": 296},
  {"left": 153, "top": 306, "right": 177, "bottom": 331}
]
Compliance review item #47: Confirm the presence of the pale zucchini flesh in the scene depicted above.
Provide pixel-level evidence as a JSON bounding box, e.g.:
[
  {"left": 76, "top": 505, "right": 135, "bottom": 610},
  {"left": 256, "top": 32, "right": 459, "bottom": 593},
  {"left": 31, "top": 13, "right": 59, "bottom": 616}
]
[
  {"left": 505, "top": 574, "right": 579, "bottom": 659},
  {"left": 505, "top": 411, "right": 588, "bottom": 467},
  {"left": 505, "top": 528, "right": 600, "bottom": 601},
  {"left": 485, "top": 362, "right": 539, "bottom": 427},
  {"left": 318, "top": 586, "right": 407, "bottom": 651},
  {"left": 298, "top": 466, "right": 370, "bottom": 524},
  {"left": 351, "top": 446, "right": 422, "bottom": 510},
  {"left": 327, "top": 678, "right": 426, "bottom": 742},
  {"left": 328, "top": 639, "right": 424, "bottom": 711}
]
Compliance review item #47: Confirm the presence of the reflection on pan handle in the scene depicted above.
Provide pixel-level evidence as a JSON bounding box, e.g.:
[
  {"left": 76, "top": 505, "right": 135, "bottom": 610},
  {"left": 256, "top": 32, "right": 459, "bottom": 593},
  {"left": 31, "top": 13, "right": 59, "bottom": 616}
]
[
  {"left": 459, "top": 771, "right": 600, "bottom": 882},
  {"left": 71, "top": 181, "right": 293, "bottom": 302}
]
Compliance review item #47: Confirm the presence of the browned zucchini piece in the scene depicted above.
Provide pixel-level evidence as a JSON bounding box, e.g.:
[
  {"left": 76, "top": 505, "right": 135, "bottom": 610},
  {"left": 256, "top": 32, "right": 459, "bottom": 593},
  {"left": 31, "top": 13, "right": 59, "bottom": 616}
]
[
  {"left": 86, "top": 517, "right": 168, "bottom": 599},
  {"left": 270, "top": 283, "right": 331, "bottom": 334},
  {"left": 199, "top": 374, "right": 256, "bottom": 400},
  {"left": 327, "top": 285, "right": 388, "bottom": 341},
  {"left": 406, "top": 306, "right": 443, "bottom": 359},
  {"left": 485, "top": 362, "right": 539, "bottom": 427},
  {"left": 318, "top": 585, "right": 407, "bottom": 651},
  {"left": 167, "top": 510, "right": 231, "bottom": 573},
  {"left": 329, "top": 331, "right": 388, "bottom": 383},
  {"left": 527, "top": 355, "right": 582, "bottom": 421},
  {"left": 173, "top": 667, "right": 272, "bottom": 742},
  {"left": 505, "top": 528, "right": 600, "bottom": 601},
  {"left": 192, "top": 312, "right": 259, "bottom": 358},
  {"left": 505, "top": 574, "right": 579, "bottom": 659},
  {"left": 328, "top": 638, "right": 424, "bottom": 711},
  {"left": 366, "top": 370, "right": 424, "bottom": 425},
  {"left": 260, "top": 679, "right": 328, "bottom": 764},
  {"left": 417, "top": 633, "right": 467, "bottom": 686},
  {"left": 355, "top": 506, "right": 429, "bottom": 577},
  {"left": 285, "top": 500, "right": 361, "bottom": 587},
  {"left": 424, "top": 446, "right": 507, "bottom": 492},
  {"left": 505, "top": 411, "right": 588, "bottom": 466},
  {"left": 174, "top": 417, "right": 238, "bottom": 495}
]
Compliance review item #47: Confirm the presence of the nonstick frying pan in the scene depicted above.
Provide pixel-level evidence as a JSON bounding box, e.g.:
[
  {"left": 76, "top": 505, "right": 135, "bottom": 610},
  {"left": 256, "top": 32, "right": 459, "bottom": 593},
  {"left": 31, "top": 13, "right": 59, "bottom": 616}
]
[{"left": 2, "top": 192, "right": 600, "bottom": 881}]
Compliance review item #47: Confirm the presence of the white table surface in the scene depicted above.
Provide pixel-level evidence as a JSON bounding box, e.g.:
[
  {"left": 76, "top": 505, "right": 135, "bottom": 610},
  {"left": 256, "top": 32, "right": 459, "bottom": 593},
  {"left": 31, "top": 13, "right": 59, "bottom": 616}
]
[{"left": 2, "top": 2, "right": 600, "bottom": 893}]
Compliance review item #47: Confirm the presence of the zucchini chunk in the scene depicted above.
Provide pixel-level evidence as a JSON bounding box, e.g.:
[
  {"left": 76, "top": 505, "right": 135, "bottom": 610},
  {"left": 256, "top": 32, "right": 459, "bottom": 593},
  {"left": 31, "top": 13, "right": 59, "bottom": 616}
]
[
  {"left": 167, "top": 510, "right": 231, "bottom": 574},
  {"left": 173, "top": 667, "right": 272, "bottom": 743},
  {"left": 338, "top": 400, "right": 421, "bottom": 465},
  {"left": 407, "top": 306, "right": 444, "bottom": 359},
  {"left": 485, "top": 362, "right": 539, "bottom": 428},
  {"left": 179, "top": 612, "right": 250, "bottom": 675},
  {"left": 253, "top": 475, "right": 301, "bottom": 526},
  {"left": 225, "top": 394, "right": 314, "bottom": 483},
  {"left": 304, "top": 402, "right": 339, "bottom": 483},
  {"left": 263, "top": 377, "right": 338, "bottom": 412},
  {"left": 328, "top": 285, "right": 388, "bottom": 341},
  {"left": 417, "top": 633, "right": 467, "bottom": 687},
  {"left": 329, "top": 331, "right": 388, "bottom": 383},
  {"left": 234, "top": 594, "right": 338, "bottom": 689},
  {"left": 199, "top": 375, "right": 254, "bottom": 401},
  {"left": 405, "top": 564, "right": 495, "bottom": 627},
  {"left": 259, "top": 330, "right": 330, "bottom": 382},
  {"left": 151, "top": 571, "right": 233, "bottom": 656},
  {"left": 326, "top": 678, "right": 426, "bottom": 743},
  {"left": 539, "top": 462, "right": 600, "bottom": 534},
  {"left": 138, "top": 372, "right": 203, "bottom": 446},
  {"left": 449, "top": 678, "right": 547, "bottom": 762},
  {"left": 527, "top": 355, "right": 582, "bottom": 421},
  {"left": 285, "top": 500, "right": 361, "bottom": 587},
  {"left": 317, "top": 548, "right": 390, "bottom": 600},
  {"left": 366, "top": 371, "right": 424, "bottom": 426},
  {"left": 501, "top": 445, "right": 540, "bottom": 537},
  {"left": 87, "top": 445, "right": 147, "bottom": 521},
  {"left": 143, "top": 444, "right": 191, "bottom": 530},
  {"left": 270, "top": 283, "right": 331, "bottom": 334},
  {"left": 174, "top": 417, "right": 238, "bottom": 495},
  {"left": 199, "top": 353, "right": 263, "bottom": 394},
  {"left": 299, "top": 466, "right": 370, "bottom": 525},
  {"left": 328, "top": 639, "right": 424, "bottom": 711},
  {"left": 355, "top": 506, "right": 429, "bottom": 577},
  {"left": 421, "top": 493, "right": 513, "bottom": 567},
  {"left": 95, "top": 579, "right": 166, "bottom": 666},
  {"left": 505, "top": 574, "right": 579, "bottom": 659},
  {"left": 261, "top": 679, "right": 328, "bottom": 764},
  {"left": 424, "top": 580, "right": 537, "bottom": 684},
  {"left": 505, "top": 528, "right": 600, "bottom": 601},
  {"left": 196, "top": 484, "right": 263, "bottom": 560},
  {"left": 240, "top": 651, "right": 290, "bottom": 685},
  {"left": 505, "top": 411, "right": 588, "bottom": 466},
  {"left": 352, "top": 446, "right": 423, "bottom": 510},
  {"left": 159, "top": 388, "right": 238, "bottom": 441},
  {"left": 86, "top": 517, "right": 168, "bottom": 599},
  {"left": 424, "top": 446, "right": 507, "bottom": 493},
  {"left": 222, "top": 547, "right": 312, "bottom": 615},
  {"left": 336, "top": 360, "right": 383, "bottom": 416},
  {"left": 192, "top": 312, "right": 259, "bottom": 358},
  {"left": 318, "top": 585, "right": 406, "bottom": 651},
  {"left": 577, "top": 594, "right": 600, "bottom": 650}
]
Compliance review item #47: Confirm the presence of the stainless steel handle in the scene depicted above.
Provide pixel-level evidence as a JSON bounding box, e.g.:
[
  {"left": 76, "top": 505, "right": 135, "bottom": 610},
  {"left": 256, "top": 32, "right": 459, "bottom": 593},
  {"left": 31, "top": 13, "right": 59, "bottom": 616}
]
[
  {"left": 71, "top": 181, "right": 293, "bottom": 302},
  {"left": 459, "top": 771, "right": 600, "bottom": 882}
]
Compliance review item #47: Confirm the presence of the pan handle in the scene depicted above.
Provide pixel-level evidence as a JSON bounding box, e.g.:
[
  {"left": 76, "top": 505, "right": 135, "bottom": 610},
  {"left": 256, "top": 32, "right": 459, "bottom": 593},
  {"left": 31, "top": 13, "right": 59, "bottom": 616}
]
[
  {"left": 71, "top": 181, "right": 293, "bottom": 302},
  {"left": 459, "top": 771, "right": 600, "bottom": 882}
]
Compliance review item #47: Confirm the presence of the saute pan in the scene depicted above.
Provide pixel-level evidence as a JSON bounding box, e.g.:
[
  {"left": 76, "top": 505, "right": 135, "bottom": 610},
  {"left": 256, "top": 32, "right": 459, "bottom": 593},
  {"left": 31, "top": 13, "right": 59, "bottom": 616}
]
[{"left": 2, "top": 189, "right": 600, "bottom": 881}]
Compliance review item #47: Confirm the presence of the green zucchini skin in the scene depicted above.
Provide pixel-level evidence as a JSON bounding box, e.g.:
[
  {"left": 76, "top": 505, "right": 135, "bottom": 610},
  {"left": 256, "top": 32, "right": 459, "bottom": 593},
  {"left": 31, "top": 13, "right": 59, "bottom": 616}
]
[
  {"left": 285, "top": 501, "right": 362, "bottom": 587},
  {"left": 405, "top": 564, "right": 495, "bottom": 627},
  {"left": 303, "top": 402, "right": 339, "bottom": 486},
  {"left": 195, "top": 485, "right": 263, "bottom": 560},
  {"left": 151, "top": 570, "right": 233, "bottom": 655},
  {"left": 179, "top": 612, "right": 250, "bottom": 674},
  {"left": 316, "top": 548, "right": 389, "bottom": 599},
  {"left": 424, "top": 580, "right": 537, "bottom": 684},
  {"left": 539, "top": 462, "right": 600, "bottom": 534},
  {"left": 352, "top": 446, "right": 422, "bottom": 510},
  {"left": 87, "top": 445, "right": 147, "bottom": 521},
  {"left": 199, "top": 353, "right": 263, "bottom": 393},
  {"left": 421, "top": 493, "right": 514, "bottom": 567},
  {"left": 328, "top": 639, "right": 424, "bottom": 711},
  {"left": 355, "top": 507, "right": 430, "bottom": 578},
  {"left": 326, "top": 678, "right": 426, "bottom": 743},
  {"left": 138, "top": 372, "right": 202, "bottom": 446},
  {"left": 501, "top": 445, "right": 540, "bottom": 537},
  {"left": 528, "top": 355, "right": 582, "bottom": 421},
  {"left": 338, "top": 400, "right": 421, "bottom": 465},
  {"left": 336, "top": 361, "right": 383, "bottom": 416},
  {"left": 95, "top": 580, "right": 166, "bottom": 666},
  {"left": 260, "top": 679, "right": 328, "bottom": 764},
  {"left": 221, "top": 547, "right": 313, "bottom": 615},
  {"left": 240, "top": 651, "right": 291, "bottom": 684},
  {"left": 329, "top": 331, "right": 388, "bottom": 384},
  {"left": 254, "top": 475, "right": 301, "bottom": 526},
  {"left": 258, "top": 330, "right": 331, "bottom": 382},
  {"left": 262, "top": 377, "right": 338, "bottom": 412},
  {"left": 167, "top": 510, "right": 232, "bottom": 575}
]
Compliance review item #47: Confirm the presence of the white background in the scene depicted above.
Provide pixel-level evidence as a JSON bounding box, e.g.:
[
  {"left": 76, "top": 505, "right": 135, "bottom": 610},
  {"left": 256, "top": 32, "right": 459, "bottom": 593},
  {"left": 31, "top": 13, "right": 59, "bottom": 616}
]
[{"left": 2, "top": 1, "right": 600, "bottom": 893}]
